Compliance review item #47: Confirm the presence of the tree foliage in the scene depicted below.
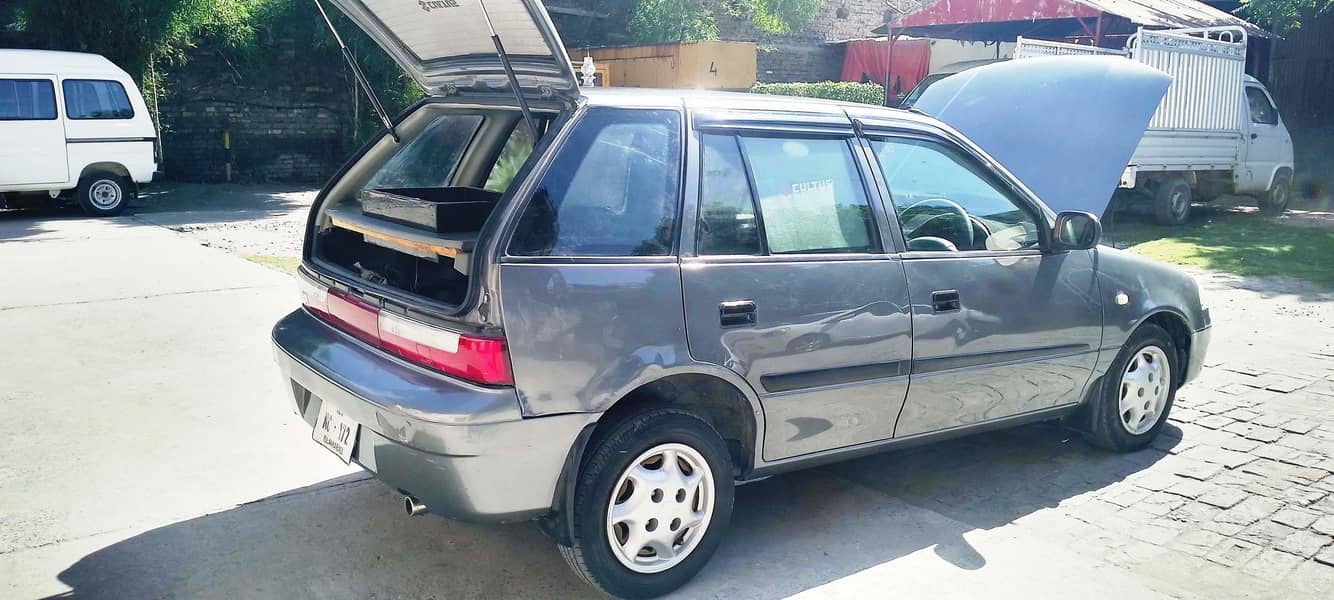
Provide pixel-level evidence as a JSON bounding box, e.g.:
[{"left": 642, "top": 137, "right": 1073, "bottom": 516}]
[
  {"left": 630, "top": 0, "right": 826, "bottom": 43},
  {"left": 1240, "top": 0, "right": 1334, "bottom": 31},
  {"left": 14, "top": 0, "right": 271, "bottom": 80}
]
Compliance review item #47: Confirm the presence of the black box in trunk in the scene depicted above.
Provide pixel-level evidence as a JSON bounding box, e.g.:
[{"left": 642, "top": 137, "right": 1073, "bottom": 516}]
[{"left": 362, "top": 187, "right": 501, "bottom": 234}]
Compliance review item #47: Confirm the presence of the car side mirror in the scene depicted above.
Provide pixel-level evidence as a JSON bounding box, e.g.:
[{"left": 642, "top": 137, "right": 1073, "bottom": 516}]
[{"left": 1053, "top": 211, "right": 1102, "bottom": 251}]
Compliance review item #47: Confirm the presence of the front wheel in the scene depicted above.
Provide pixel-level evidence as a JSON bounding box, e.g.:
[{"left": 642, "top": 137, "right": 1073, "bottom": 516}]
[
  {"left": 1083, "top": 323, "right": 1179, "bottom": 452},
  {"left": 559, "top": 409, "right": 734, "bottom": 599},
  {"left": 1258, "top": 175, "right": 1292, "bottom": 217},
  {"left": 76, "top": 172, "right": 132, "bottom": 217}
]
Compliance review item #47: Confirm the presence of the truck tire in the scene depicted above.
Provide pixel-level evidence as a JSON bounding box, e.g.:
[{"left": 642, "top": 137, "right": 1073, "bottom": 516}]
[
  {"left": 559, "top": 408, "right": 734, "bottom": 599},
  {"left": 1153, "top": 178, "right": 1191, "bottom": 226},
  {"left": 1258, "top": 175, "right": 1291, "bottom": 217},
  {"left": 76, "top": 172, "right": 132, "bottom": 217}
]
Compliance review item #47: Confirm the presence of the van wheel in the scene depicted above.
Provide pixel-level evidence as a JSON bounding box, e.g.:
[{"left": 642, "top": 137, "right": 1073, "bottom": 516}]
[
  {"left": 1258, "top": 175, "right": 1291, "bottom": 217},
  {"left": 1083, "top": 323, "right": 1178, "bottom": 453},
  {"left": 559, "top": 408, "right": 734, "bottom": 599},
  {"left": 77, "top": 173, "right": 131, "bottom": 217},
  {"left": 1153, "top": 178, "right": 1191, "bottom": 226}
]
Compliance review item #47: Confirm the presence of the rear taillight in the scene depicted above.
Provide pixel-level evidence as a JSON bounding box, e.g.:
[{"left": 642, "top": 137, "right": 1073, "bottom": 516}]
[{"left": 298, "top": 273, "right": 512, "bottom": 386}]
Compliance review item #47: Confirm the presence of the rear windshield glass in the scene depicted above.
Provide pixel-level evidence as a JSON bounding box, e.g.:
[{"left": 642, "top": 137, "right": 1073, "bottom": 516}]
[
  {"left": 63, "top": 79, "right": 134, "bottom": 119},
  {"left": 364, "top": 114, "right": 484, "bottom": 190}
]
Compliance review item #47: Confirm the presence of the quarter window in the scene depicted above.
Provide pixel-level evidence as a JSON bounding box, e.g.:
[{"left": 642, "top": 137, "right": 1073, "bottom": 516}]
[
  {"left": 872, "top": 138, "right": 1040, "bottom": 252},
  {"left": 0, "top": 79, "right": 57, "bottom": 120},
  {"left": 1245, "top": 87, "right": 1278, "bottom": 126},
  {"left": 508, "top": 108, "right": 681, "bottom": 257},
  {"left": 364, "top": 113, "right": 483, "bottom": 190},
  {"left": 697, "top": 134, "right": 762, "bottom": 255},
  {"left": 62, "top": 79, "right": 134, "bottom": 120},
  {"left": 739, "top": 137, "right": 878, "bottom": 254}
]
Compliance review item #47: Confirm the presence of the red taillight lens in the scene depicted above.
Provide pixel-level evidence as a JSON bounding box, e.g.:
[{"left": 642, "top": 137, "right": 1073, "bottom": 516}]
[{"left": 298, "top": 274, "right": 512, "bottom": 386}]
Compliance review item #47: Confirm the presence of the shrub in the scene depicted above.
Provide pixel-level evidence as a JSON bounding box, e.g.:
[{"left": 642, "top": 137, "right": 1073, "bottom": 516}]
[{"left": 750, "top": 81, "right": 886, "bottom": 106}]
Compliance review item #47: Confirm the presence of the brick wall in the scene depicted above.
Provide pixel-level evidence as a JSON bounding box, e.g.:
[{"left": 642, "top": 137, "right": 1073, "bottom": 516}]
[
  {"left": 716, "top": 0, "right": 888, "bottom": 83},
  {"left": 157, "top": 44, "right": 354, "bottom": 184}
]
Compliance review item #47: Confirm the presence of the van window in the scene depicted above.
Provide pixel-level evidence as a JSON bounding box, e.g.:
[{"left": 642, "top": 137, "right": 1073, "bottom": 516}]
[
  {"left": 739, "top": 137, "right": 878, "bottom": 254},
  {"left": 872, "top": 137, "right": 1040, "bottom": 252},
  {"left": 697, "top": 134, "right": 762, "bottom": 255},
  {"left": 1245, "top": 87, "right": 1278, "bottom": 126},
  {"left": 62, "top": 80, "right": 134, "bottom": 120},
  {"left": 364, "top": 113, "right": 483, "bottom": 190},
  {"left": 508, "top": 108, "right": 681, "bottom": 257},
  {"left": 0, "top": 79, "right": 57, "bottom": 120}
]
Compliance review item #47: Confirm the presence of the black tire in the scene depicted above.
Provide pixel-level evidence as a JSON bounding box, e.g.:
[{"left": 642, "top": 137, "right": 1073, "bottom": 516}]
[
  {"left": 76, "top": 172, "right": 132, "bottom": 217},
  {"left": 1258, "top": 175, "right": 1292, "bottom": 217},
  {"left": 559, "top": 408, "right": 735, "bottom": 599},
  {"left": 1153, "top": 177, "right": 1192, "bottom": 226},
  {"left": 1083, "top": 323, "right": 1179, "bottom": 453}
]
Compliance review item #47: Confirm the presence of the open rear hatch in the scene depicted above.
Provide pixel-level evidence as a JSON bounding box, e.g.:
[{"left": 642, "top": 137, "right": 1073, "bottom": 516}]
[{"left": 327, "top": 0, "right": 578, "bottom": 99}]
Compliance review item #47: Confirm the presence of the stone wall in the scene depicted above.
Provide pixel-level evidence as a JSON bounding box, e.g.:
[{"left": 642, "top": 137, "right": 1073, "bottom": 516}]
[
  {"left": 157, "top": 44, "right": 354, "bottom": 184},
  {"left": 716, "top": 0, "right": 888, "bottom": 83}
]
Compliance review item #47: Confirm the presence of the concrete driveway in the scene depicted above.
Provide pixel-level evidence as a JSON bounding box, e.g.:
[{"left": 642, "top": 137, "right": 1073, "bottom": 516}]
[{"left": 2, "top": 195, "right": 1333, "bottom": 599}]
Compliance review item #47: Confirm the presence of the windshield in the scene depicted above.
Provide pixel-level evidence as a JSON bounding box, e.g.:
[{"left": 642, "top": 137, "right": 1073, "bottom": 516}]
[{"left": 900, "top": 73, "right": 951, "bottom": 109}]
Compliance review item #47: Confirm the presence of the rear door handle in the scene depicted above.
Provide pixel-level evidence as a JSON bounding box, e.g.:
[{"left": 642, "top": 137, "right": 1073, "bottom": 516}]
[
  {"left": 931, "top": 290, "right": 961, "bottom": 313},
  {"left": 719, "top": 300, "right": 757, "bottom": 328}
]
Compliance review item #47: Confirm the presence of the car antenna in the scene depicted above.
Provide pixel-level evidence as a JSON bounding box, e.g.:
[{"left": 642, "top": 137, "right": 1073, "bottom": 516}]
[
  {"left": 312, "top": 0, "right": 400, "bottom": 143},
  {"left": 477, "top": 0, "right": 540, "bottom": 138}
]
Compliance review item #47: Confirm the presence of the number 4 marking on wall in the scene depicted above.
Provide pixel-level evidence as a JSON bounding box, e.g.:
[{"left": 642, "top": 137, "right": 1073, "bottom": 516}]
[{"left": 710, "top": 61, "right": 718, "bottom": 76}]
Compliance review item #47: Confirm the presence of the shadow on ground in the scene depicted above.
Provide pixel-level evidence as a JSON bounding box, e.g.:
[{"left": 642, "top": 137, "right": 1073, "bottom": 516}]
[{"left": 52, "top": 421, "right": 1168, "bottom": 599}]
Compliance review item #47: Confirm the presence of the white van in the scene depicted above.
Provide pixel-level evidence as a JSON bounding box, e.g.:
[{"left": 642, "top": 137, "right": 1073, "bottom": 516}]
[{"left": 0, "top": 50, "right": 157, "bottom": 216}]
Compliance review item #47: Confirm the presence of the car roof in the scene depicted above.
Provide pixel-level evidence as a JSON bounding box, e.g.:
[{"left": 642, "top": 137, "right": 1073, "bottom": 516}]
[
  {"left": 581, "top": 86, "right": 939, "bottom": 127},
  {"left": 0, "top": 49, "right": 127, "bottom": 76}
]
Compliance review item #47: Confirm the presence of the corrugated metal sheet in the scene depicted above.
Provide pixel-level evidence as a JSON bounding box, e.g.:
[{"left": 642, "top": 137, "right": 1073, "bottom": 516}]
[
  {"left": 896, "top": 0, "right": 1267, "bottom": 37},
  {"left": 1014, "top": 37, "right": 1126, "bottom": 58},
  {"left": 1132, "top": 28, "right": 1248, "bottom": 130}
]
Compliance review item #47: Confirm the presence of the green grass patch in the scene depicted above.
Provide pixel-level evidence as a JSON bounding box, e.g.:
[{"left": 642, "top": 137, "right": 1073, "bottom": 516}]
[
  {"left": 1106, "top": 214, "right": 1334, "bottom": 288},
  {"left": 244, "top": 254, "right": 301, "bottom": 275}
]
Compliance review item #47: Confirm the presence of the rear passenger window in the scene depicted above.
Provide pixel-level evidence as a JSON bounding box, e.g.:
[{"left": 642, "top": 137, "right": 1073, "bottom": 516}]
[
  {"left": 741, "top": 137, "right": 878, "bottom": 254},
  {"left": 509, "top": 108, "right": 681, "bottom": 257},
  {"left": 0, "top": 79, "right": 57, "bottom": 120},
  {"left": 62, "top": 79, "right": 134, "bottom": 120}
]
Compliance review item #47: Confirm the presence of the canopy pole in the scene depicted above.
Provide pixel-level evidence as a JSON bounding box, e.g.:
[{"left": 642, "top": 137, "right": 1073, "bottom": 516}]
[
  {"left": 312, "top": 0, "right": 399, "bottom": 142},
  {"left": 478, "top": 0, "right": 541, "bottom": 138}
]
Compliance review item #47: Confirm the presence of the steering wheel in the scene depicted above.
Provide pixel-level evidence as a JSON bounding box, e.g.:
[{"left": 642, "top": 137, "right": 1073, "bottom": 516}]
[{"left": 899, "top": 198, "right": 974, "bottom": 250}]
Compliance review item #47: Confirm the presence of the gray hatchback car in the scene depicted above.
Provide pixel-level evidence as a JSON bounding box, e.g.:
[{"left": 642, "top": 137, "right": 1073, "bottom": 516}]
[{"left": 272, "top": 2, "right": 1210, "bottom": 597}]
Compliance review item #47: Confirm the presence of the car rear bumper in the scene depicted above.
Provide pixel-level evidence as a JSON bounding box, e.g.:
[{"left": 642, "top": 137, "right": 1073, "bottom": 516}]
[{"left": 272, "top": 308, "right": 594, "bottom": 523}]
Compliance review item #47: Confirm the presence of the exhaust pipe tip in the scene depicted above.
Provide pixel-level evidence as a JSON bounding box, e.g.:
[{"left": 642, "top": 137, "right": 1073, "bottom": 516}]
[{"left": 404, "top": 495, "right": 427, "bottom": 516}]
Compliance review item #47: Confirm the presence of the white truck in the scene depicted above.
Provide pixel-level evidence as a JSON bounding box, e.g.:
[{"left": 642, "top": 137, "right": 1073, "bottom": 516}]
[{"left": 1013, "top": 27, "right": 1294, "bottom": 225}]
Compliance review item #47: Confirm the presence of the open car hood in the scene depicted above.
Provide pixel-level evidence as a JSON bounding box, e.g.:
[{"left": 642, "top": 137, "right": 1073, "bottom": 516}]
[
  {"left": 327, "top": 0, "right": 577, "bottom": 101},
  {"left": 911, "top": 56, "right": 1170, "bottom": 217}
]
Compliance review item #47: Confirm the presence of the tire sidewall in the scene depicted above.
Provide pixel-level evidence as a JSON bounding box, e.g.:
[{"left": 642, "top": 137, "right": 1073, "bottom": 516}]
[
  {"left": 1261, "top": 177, "right": 1291, "bottom": 215},
  {"left": 570, "top": 411, "right": 735, "bottom": 599},
  {"left": 78, "top": 174, "right": 130, "bottom": 217},
  {"left": 1154, "top": 180, "right": 1191, "bottom": 226},
  {"left": 1097, "top": 324, "right": 1179, "bottom": 450}
]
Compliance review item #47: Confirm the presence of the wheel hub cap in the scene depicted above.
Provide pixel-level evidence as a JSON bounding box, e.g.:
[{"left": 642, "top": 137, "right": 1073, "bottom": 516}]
[
  {"left": 605, "top": 443, "right": 715, "bottom": 574},
  {"left": 90, "top": 180, "right": 122, "bottom": 209},
  {"left": 1119, "top": 345, "right": 1171, "bottom": 435}
]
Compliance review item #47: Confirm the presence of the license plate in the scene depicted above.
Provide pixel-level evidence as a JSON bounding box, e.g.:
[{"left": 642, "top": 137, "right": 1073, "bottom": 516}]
[{"left": 313, "top": 400, "right": 359, "bottom": 463}]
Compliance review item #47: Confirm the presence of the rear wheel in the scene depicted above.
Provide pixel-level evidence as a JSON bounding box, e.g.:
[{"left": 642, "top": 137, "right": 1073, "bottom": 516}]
[
  {"left": 1153, "top": 177, "right": 1192, "bottom": 226},
  {"left": 559, "top": 408, "right": 734, "bottom": 599},
  {"left": 76, "top": 172, "right": 132, "bottom": 217},
  {"left": 1258, "top": 175, "right": 1291, "bottom": 217}
]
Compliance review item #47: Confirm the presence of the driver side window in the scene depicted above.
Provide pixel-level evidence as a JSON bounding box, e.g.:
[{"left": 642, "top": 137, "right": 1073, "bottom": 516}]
[{"left": 872, "top": 138, "right": 1040, "bottom": 252}]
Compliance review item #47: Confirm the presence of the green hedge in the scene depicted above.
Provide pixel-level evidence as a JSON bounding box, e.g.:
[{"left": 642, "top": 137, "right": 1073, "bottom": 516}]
[{"left": 750, "top": 81, "right": 886, "bottom": 106}]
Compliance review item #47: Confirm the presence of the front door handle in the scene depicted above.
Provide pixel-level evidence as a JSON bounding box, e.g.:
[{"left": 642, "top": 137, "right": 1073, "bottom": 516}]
[
  {"left": 719, "top": 300, "right": 757, "bottom": 328},
  {"left": 931, "top": 290, "right": 961, "bottom": 313},
  {"left": 1251, "top": 132, "right": 1259, "bottom": 140}
]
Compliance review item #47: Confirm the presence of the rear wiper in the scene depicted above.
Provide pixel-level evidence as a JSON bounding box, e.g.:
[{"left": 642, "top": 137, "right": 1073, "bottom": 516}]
[{"left": 312, "top": 0, "right": 400, "bottom": 143}]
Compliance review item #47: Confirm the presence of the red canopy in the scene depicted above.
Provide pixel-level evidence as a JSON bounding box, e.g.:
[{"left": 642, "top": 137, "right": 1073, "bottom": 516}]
[{"left": 841, "top": 38, "right": 930, "bottom": 96}]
